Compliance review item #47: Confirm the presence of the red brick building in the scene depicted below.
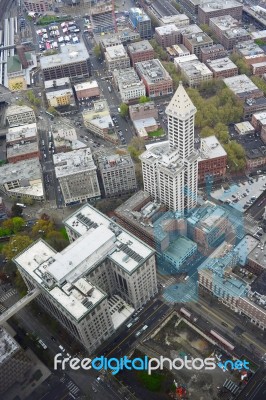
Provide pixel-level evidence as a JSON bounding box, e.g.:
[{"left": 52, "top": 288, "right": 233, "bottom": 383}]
[
  {"left": 127, "top": 40, "right": 155, "bottom": 67},
  {"left": 198, "top": 1, "right": 243, "bottom": 25},
  {"left": 200, "top": 44, "right": 227, "bottom": 63},
  {"left": 74, "top": 81, "right": 100, "bottom": 100},
  {"left": 198, "top": 136, "right": 227, "bottom": 183},
  {"left": 154, "top": 24, "right": 180, "bottom": 48},
  {"left": 251, "top": 62, "right": 266, "bottom": 77},
  {"left": 206, "top": 57, "right": 238, "bottom": 79},
  {"left": 129, "top": 101, "right": 158, "bottom": 121}
]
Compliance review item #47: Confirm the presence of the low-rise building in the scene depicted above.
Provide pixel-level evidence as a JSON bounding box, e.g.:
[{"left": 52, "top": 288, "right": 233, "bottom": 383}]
[
  {"left": 187, "top": 201, "right": 229, "bottom": 254},
  {"left": 251, "top": 61, "right": 266, "bottom": 77},
  {"left": 24, "top": 0, "right": 52, "bottom": 13},
  {"left": 159, "top": 14, "right": 189, "bottom": 27},
  {"left": 251, "top": 30, "right": 266, "bottom": 41},
  {"left": 178, "top": 59, "right": 213, "bottom": 87},
  {"left": 14, "top": 204, "right": 157, "bottom": 353},
  {"left": 251, "top": 111, "right": 266, "bottom": 131},
  {"left": 172, "top": 44, "right": 190, "bottom": 58},
  {"left": 83, "top": 100, "right": 118, "bottom": 143},
  {"left": 6, "top": 123, "right": 37, "bottom": 145},
  {"left": 7, "top": 56, "right": 27, "bottom": 91},
  {"left": 209, "top": 15, "right": 250, "bottom": 50},
  {"left": 223, "top": 74, "right": 263, "bottom": 100},
  {"left": 234, "top": 121, "right": 255, "bottom": 135},
  {"left": 127, "top": 40, "right": 155, "bottom": 67},
  {"left": 100, "top": 30, "right": 140, "bottom": 51},
  {"left": 7, "top": 142, "right": 39, "bottom": 164},
  {"left": 46, "top": 87, "right": 75, "bottom": 108},
  {"left": 129, "top": 101, "right": 158, "bottom": 121},
  {"left": 183, "top": 31, "right": 213, "bottom": 57},
  {"left": 206, "top": 57, "right": 238, "bottom": 78},
  {"left": 97, "top": 153, "right": 137, "bottom": 198},
  {"left": 105, "top": 44, "right": 130, "bottom": 71},
  {"left": 179, "top": 24, "right": 203, "bottom": 43},
  {"left": 198, "top": 0, "right": 243, "bottom": 25},
  {"left": 6, "top": 104, "right": 36, "bottom": 127},
  {"left": 52, "top": 122, "right": 78, "bottom": 152},
  {"left": 6, "top": 123, "right": 39, "bottom": 163},
  {"left": 174, "top": 54, "right": 198, "bottom": 69},
  {"left": 0, "top": 158, "right": 44, "bottom": 200},
  {"left": 133, "top": 117, "right": 159, "bottom": 139},
  {"left": 234, "top": 40, "right": 265, "bottom": 64},
  {"left": 200, "top": 44, "right": 227, "bottom": 63},
  {"left": 74, "top": 81, "right": 100, "bottom": 100},
  {"left": 113, "top": 68, "right": 146, "bottom": 103},
  {"left": 162, "top": 235, "right": 197, "bottom": 271},
  {"left": 198, "top": 136, "right": 227, "bottom": 183},
  {"left": 155, "top": 24, "right": 180, "bottom": 48},
  {"left": 54, "top": 148, "right": 100, "bottom": 206},
  {"left": 135, "top": 59, "right": 173, "bottom": 98}
]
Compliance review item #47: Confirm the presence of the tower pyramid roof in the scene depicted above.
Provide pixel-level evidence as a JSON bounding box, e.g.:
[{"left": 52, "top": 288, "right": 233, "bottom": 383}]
[{"left": 165, "top": 81, "right": 196, "bottom": 119}]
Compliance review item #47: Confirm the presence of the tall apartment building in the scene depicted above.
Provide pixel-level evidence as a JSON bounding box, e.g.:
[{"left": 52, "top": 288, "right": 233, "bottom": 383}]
[
  {"left": 113, "top": 68, "right": 146, "bottom": 103},
  {"left": 198, "top": 136, "right": 227, "bottom": 183},
  {"left": 53, "top": 148, "right": 101, "bottom": 206},
  {"left": 154, "top": 24, "right": 180, "bottom": 48},
  {"left": 0, "top": 328, "right": 32, "bottom": 395},
  {"left": 127, "top": 40, "right": 155, "bottom": 67},
  {"left": 14, "top": 204, "right": 157, "bottom": 353},
  {"left": 97, "top": 153, "right": 137, "bottom": 198},
  {"left": 129, "top": 8, "right": 152, "bottom": 39},
  {"left": 104, "top": 45, "right": 130, "bottom": 71},
  {"left": 40, "top": 43, "right": 91, "bottom": 81},
  {"left": 198, "top": 0, "right": 243, "bottom": 24},
  {"left": 140, "top": 82, "right": 198, "bottom": 212},
  {"left": 183, "top": 32, "right": 213, "bottom": 57},
  {"left": 135, "top": 59, "right": 173, "bottom": 98},
  {"left": 6, "top": 105, "right": 36, "bottom": 127}
]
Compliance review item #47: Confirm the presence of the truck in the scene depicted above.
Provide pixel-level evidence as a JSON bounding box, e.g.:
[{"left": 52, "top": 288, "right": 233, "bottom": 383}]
[
  {"left": 16, "top": 203, "right": 26, "bottom": 208},
  {"left": 108, "top": 86, "right": 112, "bottom": 93}
]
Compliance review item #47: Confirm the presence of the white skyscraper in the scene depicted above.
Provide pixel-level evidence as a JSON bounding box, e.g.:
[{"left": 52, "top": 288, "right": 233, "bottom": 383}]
[{"left": 140, "top": 82, "right": 198, "bottom": 213}]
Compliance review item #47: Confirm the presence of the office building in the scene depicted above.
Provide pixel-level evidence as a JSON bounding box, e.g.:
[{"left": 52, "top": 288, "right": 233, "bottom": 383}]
[
  {"left": 198, "top": 0, "right": 243, "bottom": 24},
  {"left": 177, "top": 59, "right": 213, "bottom": 87},
  {"left": 187, "top": 201, "right": 229, "bottom": 254},
  {"left": 129, "top": 8, "right": 152, "bottom": 39},
  {"left": 0, "top": 328, "right": 32, "bottom": 395},
  {"left": 83, "top": 100, "right": 118, "bottom": 144},
  {"left": 209, "top": 15, "right": 250, "bottom": 50},
  {"left": 74, "top": 81, "right": 100, "bottom": 100},
  {"left": 97, "top": 153, "right": 137, "bottom": 198},
  {"left": 135, "top": 59, "right": 173, "bottom": 98},
  {"left": 206, "top": 57, "right": 238, "bottom": 78},
  {"left": 159, "top": 14, "right": 189, "bottom": 27},
  {"left": 251, "top": 62, "right": 266, "bottom": 77},
  {"left": 183, "top": 32, "right": 213, "bottom": 57},
  {"left": 140, "top": 82, "right": 198, "bottom": 212},
  {"left": 100, "top": 31, "right": 140, "bottom": 51},
  {"left": 113, "top": 68, "right": 146, "bottom": 103},
  {"left": 127, "top": 40, "right": 155, "bottom": 67},
  {"left": 129, "top": 102, "right": 158, "bottom": 121},
  {"left": 104, "top": 45, "right": 130, "bottom": 71},
  {"left": 14, "top": 204, "right": 158, "bottom": 353},
  {"left": 200, "top": 44, "right": 227, "bottom": 63},
  {"left": 179, "top": 24, "right": 203, "bottom": 43},
  {"left": 179, "top": 0, "right": 210, "bottom": 15},
  {"left": 23, "top": 0, "right": 52, "bottom": 13},
  {"left": 40, "top": 43, "right": 91, "bottom": 81},
  {"left": 0, "top": 158, "right": 44, "bottom": 200},
  {"left": 6, "top": 105, "right": 36, "bottom": 127},
  {"left": 52, "top": 122, "right": 78, "bottom": 153},
  {"left": 155, "top": 24, "right": 180, "bottom": 48},
  {"left": 53, "top": 148, "right": 100, "bottom": 206},
  {"left": 6, "top": 123, "right": 39, "bottom": 164},
  {"left": 198, "top": 136, "right": 227, "bottom": 183}
]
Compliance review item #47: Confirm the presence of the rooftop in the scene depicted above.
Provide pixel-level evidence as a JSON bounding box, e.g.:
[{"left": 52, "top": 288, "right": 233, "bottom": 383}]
[
  {"left": 155, "top": 24, "right": 179, "bottom": 35},
  {"left": 179, "top": 60, "right": 213, "bottom": 78},
  {"left": 0, "top": 158, "right": 42, "bottom": 184},
  {"left": 7, "top": 142, "right": 39, "bottom": 158},
  {"left": 105, "top": 44, "right": 128, "bottom": 59},
  {"left": 199, "top": 135, "right": 227, "bottom": 159},
  {"left": 200, "top": 0, "right": 242, "bottom": 12},
  {"left": 40, "top": 43, "right": 89, "bottom": 69},
  {"left": 234, "top": 40, "right": 264, "bottom": 56},
  {"left": 113, "top": 68, "right": 143, "bottom": 89},
  {"left": 184, "top": 31, "right": 213, "bottom": 45},
  {"left": 127, "top": 40, "right": 153, "bottom": 53},
  {"left": 135, "top": 59, "right": 172, "bottom": 84},
  {"left": 160, "top": 14, "right": 189, "bottom": 25},
  {"left": 207, "top": 57, "right": 237, "bottom": 71},
  {"left": 174, "top": 54, "right": 198, "bottom": 65},
  {"left": 0, "top": 328, "right": 19, "bottom": 365},
  {"left": 53, "top": 148, "right": 97, "bottom": 178},
  {"left": 129, "top": 7, "right": 150, "bottom": 22},
  {"left": 98, "top": 153, "right": 134, "bottom": 172},
  {"left": 74, "top": 81, "right": 99, "bottom": 91},
  {"left": 187, "top": 201, "right": 228, "bottom": 232},
  {"left": 209, "top": 14, "right": 239, "bottom": 30},
  {"left": 200, "top": 43, "right": 226, "bottom": 54},
  {"left": 44, "top": 77, "right": 71, "bottom": 90},
  {"left": 6, "top": 123, "right": 37, "bottom": 143},
  {"left": 164, "top": 235, "right": 197, "bottom": 261},
  {"left": 223, "top": 74, "right": 261, "bottom": 96},
  {"left": 252, "top": 111, "right": 266, "bottom": 125},
  {"left": 6, "top": 104, "right": 34, "bottom": 117},
  {"left": 251, "top": 30, "right": 266, "bottom": 40},
  {"left": 179, "top": 24, "right": 203, "bottom": 37},
  {"left": 7, "top": 55, "right": 22, "bottom": 74},
  {"left": 172, "top": 44, "right": 190, "bottom": 56},
  {"left": 46, "top": 88, "right": 74, "bottom": 101},
  {"left": 166, "top": 81, "right": 197, "bottom": 120},
  {"left": 235, "top": 235, "right": 259, "bottom": 266},
  {"left": 247, "top": 239, "right": 266, "bottom": 270},
  {"left": 234, "top": 121, "right": 254, "bottom": 135}
]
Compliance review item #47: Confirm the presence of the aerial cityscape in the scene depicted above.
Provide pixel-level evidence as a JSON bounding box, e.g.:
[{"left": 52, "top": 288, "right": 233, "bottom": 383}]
[{"left": 0, "top": 0, "right": 266, "bottom": 399}]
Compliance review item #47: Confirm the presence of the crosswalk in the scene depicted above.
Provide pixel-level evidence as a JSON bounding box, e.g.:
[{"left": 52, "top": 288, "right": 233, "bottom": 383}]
[
  {"left": 0, "top": 289, "right": 17, "bottom": 303},
  {"left": 60, "top": 377, "right": 81, "bottom": 398},
  {"left": 0, "top": 304, "right": 6, "bottom": 313}
]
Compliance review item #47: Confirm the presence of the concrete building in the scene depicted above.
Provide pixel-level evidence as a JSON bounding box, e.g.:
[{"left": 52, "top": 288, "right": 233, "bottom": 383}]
[
  {"left": 163, "top": 235, "right": 197, "bottom": 271},
  {"left": 127, "top": 40, "right": 155, "bottom": 67},
  {"left": 223, "top": 74, "right": 263, "bottom": 100},
  {"left": 105, "top": 45, "right": 130, "bottom": 71},
  {"left": 174, "top": 54, "right": 198, "bottom": 68},
  {"left": 74, "top": 81, "right": 100, "bottom": 100},
  {"left": 53, "top": 148, "right": 100, "bottom": 206},
  {"left": 209, "top": 15, "right": 250, "bottom": 50},
  {"left": 179, "top": 0, "right": 210, "bottom": 15},
  {"left": 172, "top": 44, "right": 190, "bottom": 58},
  {"left": 200, "top": 44, "right": 227, "bottom": 63},
  {"left": 206, "top": 57, "right": 238, "bottom": 78},
  {"left": 100, "top": 31, "right": 140, "bottom": 51},
  {"left": 7, "top": 142, "right": 39, "bottom": 164},
  {"left": 6, "top": 105, "right": 36, "bottom": 127},
  {"left": 187, "top": 201, "right": 229, "bottom": 254},
  {"left": 6, "top": 123, "right": 39, "bottom": 164},
  {"left": 23, "top": 0, "right": 52, "bottom": 13},
  {"left": 6, "top": 123, "right": 37, "bottom": 145},
  {"left": 179, "top": 24, "right": 203, "bottom": 43},
  {"left": 129, "top": 101, "right": 158, "bottom": 121},
  {"left": 251, "top": 111, "right": 266, "bottom": 131},
  {"left": 0, "top": 328, "right": 32, "bottom": 395},
  {"left": 7, "top": 56, "right": 27, "bottom": 91},
  {"left": 154, "top": 24, "right": 180, "bottom": 48},
  {"left": 133, "top": 118, "right": 159, "bottom": 140},
  {"left": 113, "top": 68, "right": 146, "bottom": 103},
  {"left": 198, "top": 136, "right": 227, "bottom": 183},
  {"left": 82, "top": 100, "right": 118, "bottom": 143},
  {"left": 178, "top": 59, "right": 213, "bottom": 87},
  {"left": 234, "top": 40, "right": 265, "bottom": 63},
  {"left": 97, "top": 153, "right": 137, "bottom": 198},
  {"left": 159, "top": 14, "right": 189, "bottom": 27},
  {"left": 14, "top": 204, "right": 158, "bottom": 353},
  {"left": 140, "top": 82, "right": 198, "bottom": 212},
  {"left": 40, "top": 43, "right": 91, "bottom": 81},
  {"left": 183, "top": 32, "right": 213, "bottom": 57},
  {"left": 129, "top": 8, "right": 152, "bottom": 39},
  {"left": 135, "top": 59, "right": 173, "bottom": 98},
  {"left": 0, "top": 158, "right": 44, "bottom": 200},
  {"left": 46, "top": 88, "right": 75, "bottom": 108},
  {"left": 52, "top": 123, "right": 78, "bottom": 153},
  {"left": 198, "top": 0, "right": 243, "bottom": 24}
]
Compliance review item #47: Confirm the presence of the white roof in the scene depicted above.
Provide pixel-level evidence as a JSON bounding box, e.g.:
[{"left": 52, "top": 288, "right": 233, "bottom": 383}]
[
  {"left": 200, "top": 136, "right": 226, "bottom": 159},
  {"left": 165, "top": 81, "right": 196, "bottom": 119}
]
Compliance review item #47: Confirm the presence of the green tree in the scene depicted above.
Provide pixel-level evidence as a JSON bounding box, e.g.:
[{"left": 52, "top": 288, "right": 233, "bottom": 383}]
[
  {"left": 31, "top": 219, "right": 55, "bottom": 238},
  {"left": 46, "top": 230, "right": 69, "bottom": 251},
  {"left": 14, "top": 271, "right": 28, "bottom": 297},
  {"left": 230, "top": 53, "right": 251, "bottom": 76},
  {"left": 2, "top": 235, "right": 33, "bottom": 261},
  {"left": 251, "top": 76, "right": 266, "bottom": 96},
  {"left": 201, "top": 126, "right": 214, "bottom": 137},
  {"left": 128, "top": 137, "right": 145, "bottom": 162},
  {"left": 139, "top": 95, "right": 150, "bottom": 103},
  {"left": 93, "top": 44, "right": 102, "bottom": 60},
  {"left": 11, "top": 204, "right": 23, "bottom": 217},
  {"left": 119, "top": 103, "right": 129, "bottom": 118},
  {"left": 47, "top": 106, "right": 58, "bottom": 116},
  {"left": 12, "top": 217, "right": 25, "bottom": 233}
]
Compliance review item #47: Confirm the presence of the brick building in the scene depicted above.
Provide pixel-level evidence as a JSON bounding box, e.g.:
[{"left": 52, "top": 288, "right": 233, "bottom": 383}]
[
  {"left": 251, "top": 62, "right": 266, "bottom": 77},
  {"left": 154, "top": 24, "right": 180, "bottom": 48},
  {"left": 6, "top": 123, "right": 40, "bottom": 164},
  {"left": 183, "top": 32, "right": 213, "bottom": 57},
  {"left": 200, "top": 44, "right": 227, "bottom": 63},
  {"left": 74, "top": 81, "right": 100, "bottom": 100},
  {"left": 198, "top": 0, "right": 243, "bottom": 25},
  {"left": 209, "top": 15, "right": 250, "bottom": 50},
  {"left": 129, "top": 101, "right": 158, "bottom": 121},
  {"left": 104, "top": 44, "right": 130, "bottom": 71},
  {"left": 127, "top": 40, "right": 155, "bottom": 67},
  {"left": 206, "top": 57, "right": 238, "bottom": 79},
  {"left": 198, "top": 136, "right": 227, "bottom": 183}
]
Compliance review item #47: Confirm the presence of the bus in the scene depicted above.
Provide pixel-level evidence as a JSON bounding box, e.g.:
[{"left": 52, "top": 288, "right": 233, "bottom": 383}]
[{"left": 16, "top": 203, "right": 26, "bottom": 208}]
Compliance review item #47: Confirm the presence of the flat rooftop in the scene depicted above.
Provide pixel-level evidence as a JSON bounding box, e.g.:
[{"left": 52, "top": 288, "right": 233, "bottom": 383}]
[
  {"left": 53, "top": 148, "right": 96, "bottom": 178},
  {"left": 199, "top": 135, "right": 227, "bottom": 159},
  {"left": 179, "top": 60, "right": 213, "bottom": 77},
  {"left": 98, "top": 153, "right": 134, "bottom": 172},
  {"left": 46, "top": 88, "right": 74, "bottom": 100},
  {"left": 105, "top": 44, "right": 128, "bottom": 59},
  {"left": 251, "top": 30, "right": 266, "bottom": 40},
  {"left": 44, "top": 77, "right": 71, "bottom": 90},
  {"left": 135, "top": 59, "right": 172, "bottom": 84},
  {"left": 160, "top": 14, "right": 189, "bottom": 25},
  {"left": 179, "top": 24, "right": 203, "bottom": 36},
  {"left": 6, "top": 104, "right": 34, "bottom": 117},
  {"left": 207, "top": 57, "right": 237, "bottom": 72},
  {"left": 74, "top": 81, "right": 99, "bottom": 91},
  {"left": 184, "top": 31, "right": 213, "bottom": 45},
  {"left": 223, "top": 74, "right": 261, "bottom": 96},
  {"left": 174, "top": 54, "right": 198, "bottom": 65},
  {"left": 113, "top": 68, "right": 143, "bottom": 88},
  {"left": 187, "top": 201, "right": 227, "bottom": 232},
  {"left": 164, "top": 236, "right": 197, "bottom": 261},
  {"left": 252, "top": 111, "right": 266, "bottom": 125},
  {"left": 0, "top": 158, "right": 42, "bottom": 184},
  {"left": 199, "top": 0, "right": 242, "bottom": 12},
  {"left": 235, "top": 235, "right": 259, "bottom": 266},
  {"left": 6, "top": 123, "right": 37, "bottom": 142},
  {"left": 209, "top": 14, "right": 239, "bottom": 30},
  {"left": 200, "top": 43, "right": 226, "bottom": 54},
  {"left": 0, "top": 328, "right": 19, "bottom": 365},
  {"left": 40, "top": 43, "right": 89, "bottom": 69},
  {"left": 155, "top": 24, "right": 179, "bottom": 35},
  {"left": 128, "top": 40, "right": 153, "bottom": 53},
  {"left": 247, "top": 240, "right": 266, "bottom": 271},
  {"left": 7, "top": 142, "right": 39, "bottom": 158},
  {"left": 234, "top": 40, "right": 264, "bottom": 56},
  {"left": 234, "top": 121, "right": 254, "bottom": 134}
]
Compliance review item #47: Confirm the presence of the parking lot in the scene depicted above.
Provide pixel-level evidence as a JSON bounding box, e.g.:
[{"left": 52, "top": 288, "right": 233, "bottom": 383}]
[{"left": 211, "top": 175, "right": 266, "bottom": 212}]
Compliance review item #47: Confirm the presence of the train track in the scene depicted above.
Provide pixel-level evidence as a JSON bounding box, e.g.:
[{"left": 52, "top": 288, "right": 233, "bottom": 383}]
[{"left": 0, "top": 0, "right": 15, "bottom": 25}]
